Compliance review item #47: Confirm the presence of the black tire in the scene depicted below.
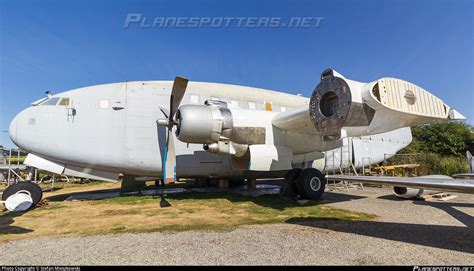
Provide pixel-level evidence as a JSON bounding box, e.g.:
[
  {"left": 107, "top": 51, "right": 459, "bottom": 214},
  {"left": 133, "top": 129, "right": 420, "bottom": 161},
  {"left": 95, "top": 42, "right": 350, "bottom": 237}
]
[
  {"left": 2, "top": 182, "right": 43, "bottom": 209},
  {"left": 296, "top": 168, "right": 326, "bottom": 201}
]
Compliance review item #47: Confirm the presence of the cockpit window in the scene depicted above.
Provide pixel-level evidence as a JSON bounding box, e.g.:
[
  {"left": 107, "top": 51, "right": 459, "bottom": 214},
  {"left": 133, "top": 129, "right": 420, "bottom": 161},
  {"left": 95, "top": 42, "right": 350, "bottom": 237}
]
[
  {"left": 31, "top": 97, "right": 49, "bottom": 106},
  {"left": 58, "top": 97, "right": 70, "bottom": 106},
  {"left": 38, "top": 97, "right": 71, "bottom": 106},
  {"left": 41, "top": 97, "right": 60, "bottom": 105}
]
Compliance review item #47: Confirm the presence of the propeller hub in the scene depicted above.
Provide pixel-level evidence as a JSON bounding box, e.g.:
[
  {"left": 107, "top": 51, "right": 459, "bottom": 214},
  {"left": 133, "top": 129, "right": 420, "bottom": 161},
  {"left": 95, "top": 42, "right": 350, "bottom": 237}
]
[{"left": 157, "top": 119, "right": 170, "bottom": 127}]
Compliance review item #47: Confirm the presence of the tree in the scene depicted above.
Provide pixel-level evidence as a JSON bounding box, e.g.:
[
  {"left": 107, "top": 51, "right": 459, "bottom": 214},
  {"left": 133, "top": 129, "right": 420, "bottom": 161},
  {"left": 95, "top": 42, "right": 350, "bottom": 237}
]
[
  {"left": 410, "top": 121, "right": 473, "bottom": 157},
  {"left": 389, "top": 122, "right": 472, "bottom": 175}
]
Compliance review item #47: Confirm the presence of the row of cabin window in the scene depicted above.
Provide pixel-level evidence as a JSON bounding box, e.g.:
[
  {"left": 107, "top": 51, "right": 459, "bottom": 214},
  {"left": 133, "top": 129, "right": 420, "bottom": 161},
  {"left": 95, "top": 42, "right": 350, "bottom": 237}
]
[
  {"left": 189, "top": 94, "right": 287, "bottom": 112},
  {"left": 40, "top": 96, "right": 287, "bottom": 113}
]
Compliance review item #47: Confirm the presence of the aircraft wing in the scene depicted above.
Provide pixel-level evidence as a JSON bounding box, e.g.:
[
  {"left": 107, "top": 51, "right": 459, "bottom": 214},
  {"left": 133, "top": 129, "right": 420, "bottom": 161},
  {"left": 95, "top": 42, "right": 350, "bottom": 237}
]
[
  {"left": 453, "top": 173, "right": 474, "bottom": 179},
  {"left": 173, "top": 68, "right": 465, "bottom": 172},
  {"left": 272, "top": 106, "right": 315, "bottom": 134},
  {"left": 272, "top": 69, "right": 464, "bottom": 143},
  {"left": 327, "top": 175, "right": 474, "bottom": 194}
]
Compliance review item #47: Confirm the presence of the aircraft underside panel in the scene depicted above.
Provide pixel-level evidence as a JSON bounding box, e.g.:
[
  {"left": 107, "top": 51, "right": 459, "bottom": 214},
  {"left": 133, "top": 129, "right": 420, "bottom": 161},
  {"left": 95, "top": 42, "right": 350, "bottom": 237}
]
[
  {"left": 63, "top": 165, "right": 119, "bottom": 182},
  {"left": 24, "top": 153, "right": 119, "bottom": 182},
  {"left": 24, "top": 153, "right": 65, "bottom": 175},
  {"left": 176, "top": 149, "right": 235, "bottom": 178}
]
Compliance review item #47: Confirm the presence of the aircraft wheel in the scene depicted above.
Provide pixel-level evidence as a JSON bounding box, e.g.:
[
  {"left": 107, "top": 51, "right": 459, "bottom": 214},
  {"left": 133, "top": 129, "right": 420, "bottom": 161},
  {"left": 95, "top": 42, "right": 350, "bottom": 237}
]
[
  {"left": 2, "top": 182, "right": 43, "bottom": 211},
  {"left": 296, "top": 168, "right": 326, "bottom": 201},
  {"left": 280, "top": 168, "right": 301, "bottom": 198}
]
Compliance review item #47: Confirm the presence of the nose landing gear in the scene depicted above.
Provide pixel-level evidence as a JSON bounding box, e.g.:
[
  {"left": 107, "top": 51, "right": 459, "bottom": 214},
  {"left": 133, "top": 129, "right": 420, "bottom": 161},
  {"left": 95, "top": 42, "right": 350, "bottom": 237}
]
[
  {"left": 1, "top": 182, "right": 43, "bottom": 212},
  {"left": 281, "top": 168, "right": 327, "bottom": 201}
]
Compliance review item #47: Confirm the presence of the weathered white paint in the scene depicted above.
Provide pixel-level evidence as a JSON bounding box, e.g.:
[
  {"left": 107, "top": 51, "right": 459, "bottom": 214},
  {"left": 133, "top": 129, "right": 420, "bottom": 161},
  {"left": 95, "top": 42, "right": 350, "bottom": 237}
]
[{"left": 9, "top": 73, "right": 463, "bottom": 181}]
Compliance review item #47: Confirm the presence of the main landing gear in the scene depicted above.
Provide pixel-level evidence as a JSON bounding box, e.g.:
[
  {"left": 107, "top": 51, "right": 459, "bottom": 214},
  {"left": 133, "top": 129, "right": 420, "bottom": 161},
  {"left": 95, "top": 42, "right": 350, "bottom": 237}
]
[{"left": 281, "top": 168, "right": 327, "bottom": 201}]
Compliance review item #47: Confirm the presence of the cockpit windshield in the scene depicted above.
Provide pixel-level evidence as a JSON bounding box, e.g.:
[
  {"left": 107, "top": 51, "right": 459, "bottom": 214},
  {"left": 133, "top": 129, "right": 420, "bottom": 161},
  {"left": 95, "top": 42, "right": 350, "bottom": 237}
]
[
  {"left": 38, "top": 97, "right": 71, "bottom": 106},
  {"left": 40, "top": 97, "right": 60, "bottom": 105}
]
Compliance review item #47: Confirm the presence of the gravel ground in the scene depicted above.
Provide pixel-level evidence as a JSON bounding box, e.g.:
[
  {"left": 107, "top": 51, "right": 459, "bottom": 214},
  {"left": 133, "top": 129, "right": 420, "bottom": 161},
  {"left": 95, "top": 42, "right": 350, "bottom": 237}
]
[{"left": 0, "top": 186, "right": 472, "bottom": 265}]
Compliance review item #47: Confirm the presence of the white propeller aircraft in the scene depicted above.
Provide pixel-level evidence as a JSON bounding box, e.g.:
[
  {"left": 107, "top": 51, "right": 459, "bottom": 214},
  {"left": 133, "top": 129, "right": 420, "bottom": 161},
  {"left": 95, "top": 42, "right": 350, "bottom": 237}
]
[{"left": 4, "top": 68, "right": 472, "bottom": 211}]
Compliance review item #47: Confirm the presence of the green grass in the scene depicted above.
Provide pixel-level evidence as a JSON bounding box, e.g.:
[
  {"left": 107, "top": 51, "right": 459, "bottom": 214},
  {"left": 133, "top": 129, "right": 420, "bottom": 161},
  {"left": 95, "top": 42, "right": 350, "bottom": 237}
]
[
  {"left": 37, "top": 180, "right": 105, "bottom": 190},
  {"left": 96, "top": 192, "right": 376, "bottom": 226},
  {"left": 0, "top": 187, "right": 377, "bottom": 242}
]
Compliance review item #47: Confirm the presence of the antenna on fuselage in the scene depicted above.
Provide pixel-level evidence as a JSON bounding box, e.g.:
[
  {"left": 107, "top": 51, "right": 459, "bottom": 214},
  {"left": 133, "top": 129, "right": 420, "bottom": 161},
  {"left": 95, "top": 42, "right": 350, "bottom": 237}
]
[{"left": 45, "top": 91, "right": 53, "bottom": 98}]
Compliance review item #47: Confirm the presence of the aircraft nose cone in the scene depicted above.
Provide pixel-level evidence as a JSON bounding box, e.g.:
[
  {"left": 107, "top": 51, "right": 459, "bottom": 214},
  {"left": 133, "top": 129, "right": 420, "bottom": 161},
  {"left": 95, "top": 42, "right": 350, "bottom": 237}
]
[{"left": 8, "top": 115, "right": 18, "bottom": 144}]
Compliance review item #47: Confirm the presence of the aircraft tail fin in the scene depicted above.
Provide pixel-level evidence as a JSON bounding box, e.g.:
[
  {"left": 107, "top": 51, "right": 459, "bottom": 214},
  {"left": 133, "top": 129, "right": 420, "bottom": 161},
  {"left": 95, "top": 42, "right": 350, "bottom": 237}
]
[{"left": 467, "top": 151, "right": 473, "bottom": 173}]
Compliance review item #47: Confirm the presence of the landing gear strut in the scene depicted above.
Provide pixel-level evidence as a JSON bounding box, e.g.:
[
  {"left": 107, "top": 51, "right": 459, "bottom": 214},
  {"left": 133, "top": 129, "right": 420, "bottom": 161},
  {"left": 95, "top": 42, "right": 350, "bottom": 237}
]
[
  {"left": 280, "top": 168, "right": 301, "bottom": 198},
  {"left": 281, "top": 168, "right": 326, "bottom": 201}
]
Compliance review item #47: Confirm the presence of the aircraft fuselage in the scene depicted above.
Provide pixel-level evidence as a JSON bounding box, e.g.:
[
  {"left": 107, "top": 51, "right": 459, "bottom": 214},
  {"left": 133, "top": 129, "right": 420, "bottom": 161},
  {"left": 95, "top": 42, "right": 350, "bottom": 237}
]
[{"left": 9, "top": 80, "right": 411, "bottom": 181}]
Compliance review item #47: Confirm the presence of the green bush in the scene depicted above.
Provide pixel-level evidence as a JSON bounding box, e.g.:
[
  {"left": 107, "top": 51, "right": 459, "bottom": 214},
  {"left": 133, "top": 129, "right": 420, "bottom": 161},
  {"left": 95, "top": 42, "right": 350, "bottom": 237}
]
[
  {"left": 410, "top": 122, "right": 473, "bottom": 157},
  {"left": 439, "top": 156, "right": 467, "bottom": 176},
  {"left": 385, "top": 122, "right": 472, "bottom": 176},
  {"left": 387, "top": 152, "right": 467, "bottom": 176}
]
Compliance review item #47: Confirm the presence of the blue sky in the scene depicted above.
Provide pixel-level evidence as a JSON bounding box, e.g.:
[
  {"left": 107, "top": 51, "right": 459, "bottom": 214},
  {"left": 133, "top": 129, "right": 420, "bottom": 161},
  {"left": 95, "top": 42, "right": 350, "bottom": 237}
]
[{"left": 0, "top": 0, "right": 472, "bottom": 148}]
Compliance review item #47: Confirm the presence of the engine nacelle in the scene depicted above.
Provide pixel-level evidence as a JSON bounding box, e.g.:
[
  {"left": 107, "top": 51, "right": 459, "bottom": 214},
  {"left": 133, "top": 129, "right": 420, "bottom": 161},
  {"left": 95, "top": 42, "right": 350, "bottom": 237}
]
[
  {"left": 309, "top": 69, "right": 376, "bottom": 141},
  {"left": 175, "top": 101, "right": 266, "bottom": 157},
  {"left": 175, "top": 102, "right": 232, "bottom": 144},
  {"left": 309, "top": 69, "right": 463, "bottom": 141},
  {"left": 393, "top": 186, "right": 424, "bottom": 199}
]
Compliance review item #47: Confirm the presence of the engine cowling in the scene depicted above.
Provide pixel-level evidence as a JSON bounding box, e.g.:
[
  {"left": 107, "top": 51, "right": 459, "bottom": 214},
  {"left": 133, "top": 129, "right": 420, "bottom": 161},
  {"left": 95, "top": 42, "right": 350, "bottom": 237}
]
[
  {"left": 393, "top": 186, "right": 424, "bottom": 199},
  {"left": 175, "top": 101, "right": 265, "bottom": 157},
  {"left": 175, "top": 101, "right": 232, "bottom": 144}
]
